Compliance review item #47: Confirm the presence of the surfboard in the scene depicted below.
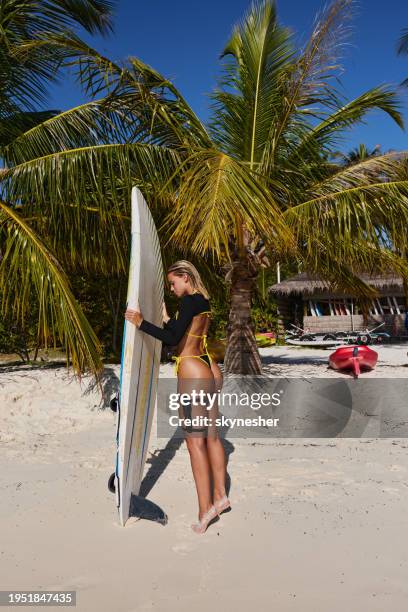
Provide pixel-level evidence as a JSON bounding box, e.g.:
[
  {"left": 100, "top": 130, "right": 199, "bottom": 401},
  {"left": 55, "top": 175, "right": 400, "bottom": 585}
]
[{"left": 109, "top": 186, "right": 164, "bottom": 526}]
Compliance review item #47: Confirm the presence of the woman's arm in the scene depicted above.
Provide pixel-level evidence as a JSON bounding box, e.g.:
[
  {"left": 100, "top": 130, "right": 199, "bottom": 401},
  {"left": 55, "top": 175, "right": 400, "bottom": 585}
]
[
  {"left": 138, "top": 295, "right": 196, "bottom": 345},
  {"left": 162, "top": 301, "right": 170, "bottom": 324}
]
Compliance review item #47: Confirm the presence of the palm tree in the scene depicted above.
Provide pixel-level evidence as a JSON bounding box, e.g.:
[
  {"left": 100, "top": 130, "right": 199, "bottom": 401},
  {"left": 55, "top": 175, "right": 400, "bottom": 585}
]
[
  {"left": 339, "top": 143, "right": 381, "bottom": 164},
  {"left": 2, "top": 0, "right": 408, "bottom": 377},
  {"left": 1, "top": 0, "right": 115, "bottom": 137},
  {"left": 0, "top": 0, "right": 116, "bottom": 376}
]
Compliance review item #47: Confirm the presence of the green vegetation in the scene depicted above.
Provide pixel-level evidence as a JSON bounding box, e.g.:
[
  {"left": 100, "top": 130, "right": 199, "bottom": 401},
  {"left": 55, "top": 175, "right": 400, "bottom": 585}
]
[{"left": 1, "top": 0, "right": 408, "bottom": 378}]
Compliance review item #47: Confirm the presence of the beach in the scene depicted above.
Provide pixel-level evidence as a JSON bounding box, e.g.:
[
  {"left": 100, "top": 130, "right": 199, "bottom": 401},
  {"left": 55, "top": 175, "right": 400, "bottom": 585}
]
[
  {"left": 2, "top": 0, "right": 408, "bottom": 609},
  {"left": 1, "top": 346, "right": 408, "bottom": 611}
]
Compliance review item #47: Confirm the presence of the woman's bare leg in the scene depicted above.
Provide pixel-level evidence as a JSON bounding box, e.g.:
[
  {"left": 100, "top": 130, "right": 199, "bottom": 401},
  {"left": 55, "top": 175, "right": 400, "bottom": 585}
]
[
  {"left": 206, "top": 360, "right": 227, "bottom": 503},
  {"left": 185, "top": 437, "right": 213, "bottom": 517},
  {"left": 206, "top": 437, "right": 227, "bottom": 502},
  {"left": 178, "top": 359, "right": 214, "bottom": 519}
]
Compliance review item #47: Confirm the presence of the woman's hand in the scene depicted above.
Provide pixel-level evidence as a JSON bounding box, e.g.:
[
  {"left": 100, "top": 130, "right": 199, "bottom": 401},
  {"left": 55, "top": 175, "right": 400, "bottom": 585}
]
[
  {"left": 124, "top": 308, "right": 144, "bottom": 328},
  {"left": 162, "top": 301, "right": 170, "bottom": 324}
]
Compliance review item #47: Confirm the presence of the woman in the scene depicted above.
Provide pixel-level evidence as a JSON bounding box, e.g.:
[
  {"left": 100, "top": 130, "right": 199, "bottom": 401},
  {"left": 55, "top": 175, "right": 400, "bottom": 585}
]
[{"left": 124, "top": 260, "right": 231, "bottom": 534}]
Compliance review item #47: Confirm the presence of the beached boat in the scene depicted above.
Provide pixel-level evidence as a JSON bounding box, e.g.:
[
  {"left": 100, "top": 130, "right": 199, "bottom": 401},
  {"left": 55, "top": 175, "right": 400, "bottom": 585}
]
[
  {"left": 286, "top": 338, "right": 342, "bottom": 348},
  {"left": 329, "top": 345, "right": 378, "bottom": 378}
]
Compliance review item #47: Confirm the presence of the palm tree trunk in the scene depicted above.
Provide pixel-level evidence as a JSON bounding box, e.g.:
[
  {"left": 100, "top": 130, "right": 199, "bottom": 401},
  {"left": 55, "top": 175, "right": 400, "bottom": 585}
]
[
  {"left": 223, "top": 256, "right": 263, "bottom": 375},
  {"left": 33, "top": 339, "right": 40, "bottom": 361}
]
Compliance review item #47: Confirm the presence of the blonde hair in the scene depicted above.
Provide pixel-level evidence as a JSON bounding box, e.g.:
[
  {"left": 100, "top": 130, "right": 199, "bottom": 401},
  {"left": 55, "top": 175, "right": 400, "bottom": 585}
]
[{"left": 167, "top": 260, "right": 210, "bottom": 299}]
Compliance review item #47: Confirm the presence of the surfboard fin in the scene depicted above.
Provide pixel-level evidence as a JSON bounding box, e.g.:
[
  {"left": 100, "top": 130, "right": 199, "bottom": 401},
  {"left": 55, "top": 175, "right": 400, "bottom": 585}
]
[{"left": 129, "top": 494, "right": 168, "bottom": 525}]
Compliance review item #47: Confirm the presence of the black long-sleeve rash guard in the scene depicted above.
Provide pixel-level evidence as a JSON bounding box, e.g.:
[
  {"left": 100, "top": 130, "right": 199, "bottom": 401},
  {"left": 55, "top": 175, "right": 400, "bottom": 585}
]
[{"left": 138, "top": 293, "right": 210, "bottom": 347}]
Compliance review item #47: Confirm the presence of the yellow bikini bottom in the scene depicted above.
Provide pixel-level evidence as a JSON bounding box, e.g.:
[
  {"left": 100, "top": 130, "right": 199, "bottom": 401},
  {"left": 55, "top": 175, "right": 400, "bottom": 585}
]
[{"left": 172, "top": 332, "right": 213, "bottom": 375}]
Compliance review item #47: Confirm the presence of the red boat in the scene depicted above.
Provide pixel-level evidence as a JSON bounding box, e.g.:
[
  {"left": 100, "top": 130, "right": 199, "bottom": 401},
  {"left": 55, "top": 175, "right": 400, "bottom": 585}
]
[{"left": 329, "top": 345, "right": 378, "bottom": 378}]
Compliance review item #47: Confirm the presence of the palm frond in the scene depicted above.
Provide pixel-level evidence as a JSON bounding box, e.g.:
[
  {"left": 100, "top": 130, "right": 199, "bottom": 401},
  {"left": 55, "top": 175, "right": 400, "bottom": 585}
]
[
  {"left": 20, "top": 199, "right": 131, "bottom": 277},
  {"left": 1, "top": 142, "right": 181, "bottom": 207},
  {"left": 210, "top": 0, "right": 294, "bottom": 162},
  {"left": 0, "top": 200, "right": 103, "bottom": 378},
  {"left": 0, "top": 141, "right": 181, "bottom": 276},
  {"left": 284, "top": 177, "right": 408, "bottom": 264},
  {"left": 1, "top": 0, "right": 116, "bottom": 109},
  {"left": 311, "top": 152, "right": 405, "bottom": 192},
  {"left": 1, "top": 0, "right": 115, "bottom": 38},
  {"left": 159, "top": 149, "right": 294, "bottom": 263},
  {"left": 16, "top": 33, "right": 211, "bottom": 148},
  {"left": 292, "top": 86, "right": 404, "bottom": 160},
  {"left": 299, "top": 241, "right": 408, "bottom": 300},
  {"left": 263, "top": 0, "right": 354, "bottom": 168},
  {"left": 1, "top": 98, "right": 133, "bottom": 165},
  {"left": 46, "top": 0, "right": 116, "bottom": 35},
  {"left": 0, "top": 110, "right": 60, "bottom": 148}
]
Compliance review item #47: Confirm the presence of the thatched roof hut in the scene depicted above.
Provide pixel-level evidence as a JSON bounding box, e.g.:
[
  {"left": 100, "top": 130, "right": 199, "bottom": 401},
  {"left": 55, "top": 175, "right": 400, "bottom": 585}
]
[
  {"left": 269, "top": 273, "right": 404, "bottom": 297},
  {"left": 269, "top": 273, "right": 407, "bottom": 336}
]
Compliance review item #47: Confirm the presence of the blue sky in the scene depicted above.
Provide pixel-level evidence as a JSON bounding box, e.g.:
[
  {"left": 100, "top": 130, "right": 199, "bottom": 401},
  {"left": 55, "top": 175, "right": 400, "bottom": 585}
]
[{"left": 49, "top": 0, "right": 408, "bottom": 153}]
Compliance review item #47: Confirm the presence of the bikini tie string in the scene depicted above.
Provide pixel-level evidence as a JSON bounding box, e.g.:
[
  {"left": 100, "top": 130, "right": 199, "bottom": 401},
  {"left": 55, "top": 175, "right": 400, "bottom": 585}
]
[{"left": 172, "top": 355, "right": 181, "bottom": 375}]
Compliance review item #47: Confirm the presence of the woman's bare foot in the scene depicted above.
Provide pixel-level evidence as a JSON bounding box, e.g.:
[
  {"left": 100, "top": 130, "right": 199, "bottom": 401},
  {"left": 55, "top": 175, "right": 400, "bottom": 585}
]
[
  {"left": 214, "top": 495, "right": 231, "bottom": 516},
  {"left": 191, "top": 505, "right": 218, "bottom": 534}
]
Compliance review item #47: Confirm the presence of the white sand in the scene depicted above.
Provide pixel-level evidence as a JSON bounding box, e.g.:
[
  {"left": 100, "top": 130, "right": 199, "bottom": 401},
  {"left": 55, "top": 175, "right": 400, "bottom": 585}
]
[{"left": 1, "top": 346, "right": 408, "bottom": 611}]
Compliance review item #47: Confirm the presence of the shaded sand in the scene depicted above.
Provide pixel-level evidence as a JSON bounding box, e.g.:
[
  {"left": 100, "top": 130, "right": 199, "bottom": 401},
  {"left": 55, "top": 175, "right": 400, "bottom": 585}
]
[{"left": 1, "top": 347, "right": 408, "bottom": 611}]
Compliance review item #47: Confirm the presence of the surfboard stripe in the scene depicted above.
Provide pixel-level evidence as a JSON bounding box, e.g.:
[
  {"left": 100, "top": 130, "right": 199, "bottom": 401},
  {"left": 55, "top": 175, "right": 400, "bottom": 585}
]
[
  {"left": 139, "top": 345, "right": 158, "bottom": 474},
  {"left": 124, "top": 339, "right": 144, "bottom": 484}
]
